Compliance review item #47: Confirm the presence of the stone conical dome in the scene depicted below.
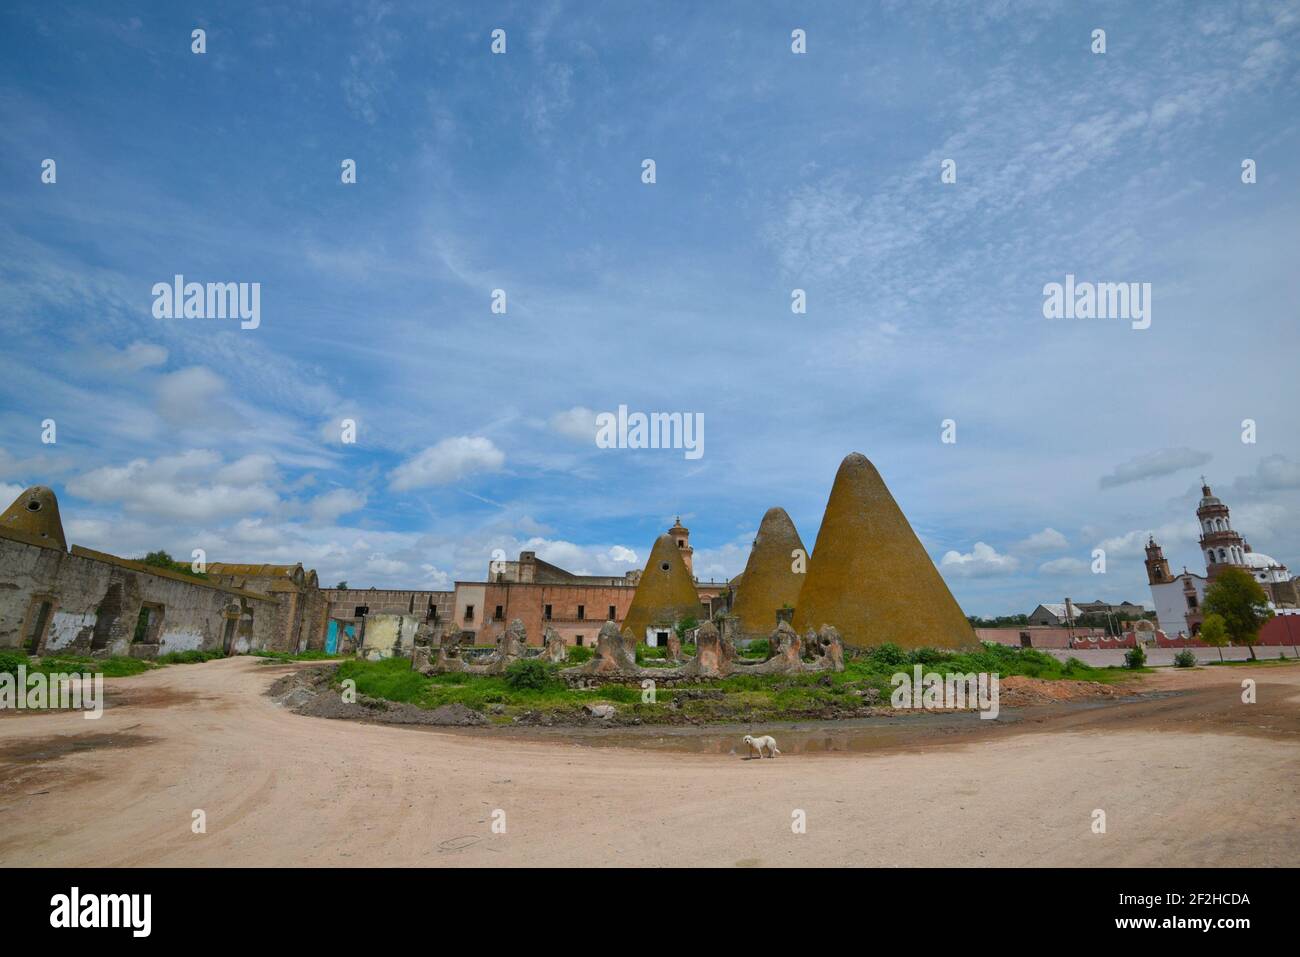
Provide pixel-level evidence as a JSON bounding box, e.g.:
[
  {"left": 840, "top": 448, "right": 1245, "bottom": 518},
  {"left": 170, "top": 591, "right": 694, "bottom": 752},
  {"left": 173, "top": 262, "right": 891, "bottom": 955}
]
[
  {"left": 0, "top": 485, "right": 67, "bottom": 551},
  {"left": 730, "top": 507, "right": 808, "bottom": 638},
  {"left": 622, "top": 533, "right": 701, "bottom": 640},
  {"left": 792, "top": 453, "right": 975, "bottom": 649}
]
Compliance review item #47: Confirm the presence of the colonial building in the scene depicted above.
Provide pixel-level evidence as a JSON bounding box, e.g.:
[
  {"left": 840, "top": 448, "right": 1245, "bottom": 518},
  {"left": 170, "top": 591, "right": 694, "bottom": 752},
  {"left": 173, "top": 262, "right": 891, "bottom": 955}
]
[
  {"left": 448, "top": 520, "right": 728, "bottom": 648},
  {"left": 1146, "top": 480, "right": 1297, "bottom": 636}
]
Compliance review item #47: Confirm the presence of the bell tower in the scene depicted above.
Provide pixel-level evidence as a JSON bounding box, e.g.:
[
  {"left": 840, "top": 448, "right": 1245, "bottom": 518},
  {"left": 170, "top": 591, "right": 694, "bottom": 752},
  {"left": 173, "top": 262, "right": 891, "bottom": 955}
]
[
  {"left": 668, "top": 516, "right": 694, "bottom": 576},
  {"left": 1144, "top": 536, "right": 1172, "bottom": 585},
  {"left": 1196, "top": 479, "right": 1245, "bottom": 581}
]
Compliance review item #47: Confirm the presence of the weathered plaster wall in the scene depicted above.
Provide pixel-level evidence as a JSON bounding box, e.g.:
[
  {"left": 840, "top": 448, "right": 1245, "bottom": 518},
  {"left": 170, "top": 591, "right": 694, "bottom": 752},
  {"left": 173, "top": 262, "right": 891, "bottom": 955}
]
[
  {"left": 0, "top": 535, "right": 280, "bottom": 657},
  {"left": 358, "top": 613, "right": 419, "bottom": 659}
]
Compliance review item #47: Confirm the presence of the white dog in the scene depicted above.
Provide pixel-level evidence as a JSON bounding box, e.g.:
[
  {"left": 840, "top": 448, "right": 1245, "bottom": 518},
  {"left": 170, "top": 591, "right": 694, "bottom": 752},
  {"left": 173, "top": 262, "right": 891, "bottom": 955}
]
[{"left": 743, "top": 734, "right": 781, "bottom": 759}]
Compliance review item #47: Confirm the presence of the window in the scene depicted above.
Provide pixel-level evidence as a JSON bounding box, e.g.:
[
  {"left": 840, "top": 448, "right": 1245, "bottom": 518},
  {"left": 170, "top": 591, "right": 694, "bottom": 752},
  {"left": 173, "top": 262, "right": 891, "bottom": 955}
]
[
  {"left": 577, "top": 604, "right": 585, "bottom": 621},
  {"left": 608, "top": 605, "right": 617, "bottom": 620},
  {"left": 494, "top": 605, "right": 504, "bottom": 621},
  {"left": 576, "top": 635, "right": 584, "bottom": 646},
  {"left": 354, "top": 605, "right": 369, "bottom": 617},
  {"left": 544, "top": 604, "right": 553, "bottom": 621},
  {"left": 133, "top": 603, "right": 164, "bottom": 644},
  {"left": 464, "top": 605, "right": 474, "bottom": 622},
  {"left": 1186, "top": 595, "right": 1198, "bottom": 609}
]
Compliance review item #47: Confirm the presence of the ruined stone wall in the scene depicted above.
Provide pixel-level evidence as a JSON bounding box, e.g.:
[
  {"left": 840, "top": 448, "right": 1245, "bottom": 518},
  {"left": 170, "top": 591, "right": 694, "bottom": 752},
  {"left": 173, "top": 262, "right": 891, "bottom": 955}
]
[
  {"left": 0, "top": 535, "right": 279, "bottom": 657},
  {"left": 323, "top": 588, "right": 454, "bottom": 622}
]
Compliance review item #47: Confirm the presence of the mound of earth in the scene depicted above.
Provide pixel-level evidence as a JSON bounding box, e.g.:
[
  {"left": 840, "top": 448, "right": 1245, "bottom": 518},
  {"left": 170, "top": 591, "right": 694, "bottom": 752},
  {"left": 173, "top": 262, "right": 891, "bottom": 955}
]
[
  {"left": 997, "top": 676, "right": 1122, "bottom": 707},
  {"left": 267, "top": 666, "right": 487, "bottom": 727}
]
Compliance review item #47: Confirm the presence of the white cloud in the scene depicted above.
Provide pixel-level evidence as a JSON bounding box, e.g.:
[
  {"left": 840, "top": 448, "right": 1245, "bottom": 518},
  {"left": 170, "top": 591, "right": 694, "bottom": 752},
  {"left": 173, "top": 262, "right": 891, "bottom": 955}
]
[
  {"left": 1099, "top": 448, "right": 1212, "bottom": 489},
  {"left": 388, "top": 436, "right": 505, "bottom": 491},
  {"left": 1038, "top": 557, "right": 1089, "bottom": 576},
  {"left": 940, "top": 542, "right": 1018, "bottom": 577},
  {"left": 1018, "top": 527, "right": 1068, "bottom": 551},
  {"left": 309, "top": 488, "right": 367, "bottom": 524},
  {"left": 156, "top": 366, "right": 244, "bottom": 430},
  {"left": 549, "top": 406, "right": 599, "bottom": 443},
  {"left": 67, "top": 450, "right": 279, "bottom": 522},
  {"left": 102, "top": 340, "right": 168, "bottom": 374},
  {"left": 606, "top": 545, "right": 638, "bottom": 564}
]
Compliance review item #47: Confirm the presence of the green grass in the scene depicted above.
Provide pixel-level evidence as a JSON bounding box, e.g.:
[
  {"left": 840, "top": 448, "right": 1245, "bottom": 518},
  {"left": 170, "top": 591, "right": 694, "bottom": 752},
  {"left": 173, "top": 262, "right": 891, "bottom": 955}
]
[
  {"left": 21, "top": 654, "right": 155, "bottom": 677},
  {"left": 328, "top": 641, "right": 1133, "bottom": 724},
  {"left": 250, "top": 648, "right": 343, "bottom": 661},
  {"left": 154, "top": 648, "right": 226, "bottom": 665}
]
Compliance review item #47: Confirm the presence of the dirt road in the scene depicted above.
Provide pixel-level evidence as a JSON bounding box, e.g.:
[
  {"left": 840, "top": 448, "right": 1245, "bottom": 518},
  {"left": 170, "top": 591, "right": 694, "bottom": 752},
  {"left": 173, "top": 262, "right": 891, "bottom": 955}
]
[{"left": 2, "top": 657, "right": 1298, "bottom": 866}]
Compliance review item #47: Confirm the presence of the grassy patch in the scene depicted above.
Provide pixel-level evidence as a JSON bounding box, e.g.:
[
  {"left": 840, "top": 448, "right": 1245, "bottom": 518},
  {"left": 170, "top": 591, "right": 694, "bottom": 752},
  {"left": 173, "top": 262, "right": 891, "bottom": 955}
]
[
  {"left": 250, "top": 648, "right": 342, "bottom": 661},
  {"left": 155, "top": 649, "right": 226, "bottom": 665},
  {"left": 22, "top": 654, "right": 155, "bottom": 678},
  {"left": 329, "top": 641, "right": 1131, "bottom": 723}
]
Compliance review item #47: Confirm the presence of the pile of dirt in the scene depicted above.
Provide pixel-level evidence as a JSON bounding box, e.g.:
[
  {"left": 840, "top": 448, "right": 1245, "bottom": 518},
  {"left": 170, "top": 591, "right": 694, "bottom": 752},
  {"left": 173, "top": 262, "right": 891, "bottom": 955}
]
[
  {"left": 997, "top": 676, "right": 1121, "bottom": 707},
  {"left": 266, "top": 666, "right": 487, "bottom": 727}
]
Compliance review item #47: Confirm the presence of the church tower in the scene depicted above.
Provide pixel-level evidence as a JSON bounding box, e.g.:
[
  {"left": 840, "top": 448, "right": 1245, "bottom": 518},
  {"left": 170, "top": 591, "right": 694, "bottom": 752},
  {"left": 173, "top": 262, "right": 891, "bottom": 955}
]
[
  {"left": 1144, "top": 536, "right": 1173, "bottom": 585},
  {"left": 1196, "top": 479, "right": 1246, "bottom": 580},
  {"left": 668, "top": 516, "right": 694, "bottom": 577}
]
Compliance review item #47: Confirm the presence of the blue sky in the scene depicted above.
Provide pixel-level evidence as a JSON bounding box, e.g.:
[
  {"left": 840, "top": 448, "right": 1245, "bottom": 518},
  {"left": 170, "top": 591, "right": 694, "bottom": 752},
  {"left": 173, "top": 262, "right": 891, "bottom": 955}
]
[{"left": 2, "top": 0, "right": 1298, "bottom": 616}]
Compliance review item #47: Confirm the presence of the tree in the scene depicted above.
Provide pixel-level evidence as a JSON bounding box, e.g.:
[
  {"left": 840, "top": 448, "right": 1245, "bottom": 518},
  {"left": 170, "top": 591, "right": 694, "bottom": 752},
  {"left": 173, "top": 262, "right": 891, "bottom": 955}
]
[
  {"left": 1202, "top": 567, "right": 1274, "bottom": 661},
  {"left": 334, "top": 581, "right": 348, "bottom": 590},
  {"left": 1199, "top": 613, "right": 1229, "bottom": 662}
]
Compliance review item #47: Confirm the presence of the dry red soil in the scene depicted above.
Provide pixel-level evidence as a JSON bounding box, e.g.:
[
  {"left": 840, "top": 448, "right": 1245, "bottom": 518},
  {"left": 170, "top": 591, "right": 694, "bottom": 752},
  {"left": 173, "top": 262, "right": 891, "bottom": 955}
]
[{"left": 1, "top": 657, "right": 1297, "bottom": 866}]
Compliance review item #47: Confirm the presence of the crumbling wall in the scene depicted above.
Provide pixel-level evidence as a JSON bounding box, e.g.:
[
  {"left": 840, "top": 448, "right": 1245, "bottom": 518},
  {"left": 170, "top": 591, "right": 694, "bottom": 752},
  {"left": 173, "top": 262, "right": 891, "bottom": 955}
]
[{"left": 0, "top": 535, "right": 279, "bottom": 657}]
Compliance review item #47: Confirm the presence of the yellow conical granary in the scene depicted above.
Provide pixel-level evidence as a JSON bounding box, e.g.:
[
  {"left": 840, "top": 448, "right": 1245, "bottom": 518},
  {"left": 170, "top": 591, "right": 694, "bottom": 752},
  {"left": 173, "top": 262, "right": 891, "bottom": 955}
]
[
  {"left": 730, "top": 507, "right": 809, "bottom": 639},
  {"left": 792, "top": 453, "right": 976, "bottom": 649},
  {"left": 0, "top": 485, "right": 67, "bottom": 551},
  {"left": 622, "top": 533, "right": 702, "bottom": 641}
]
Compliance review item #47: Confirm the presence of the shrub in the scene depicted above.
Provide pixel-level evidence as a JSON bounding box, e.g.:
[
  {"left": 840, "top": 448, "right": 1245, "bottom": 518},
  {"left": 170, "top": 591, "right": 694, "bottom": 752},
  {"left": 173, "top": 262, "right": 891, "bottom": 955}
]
[
  {"left": 743, "top": 639, "right": 770, "bottom": 659},
  {"left": 1061, "top": 656, "right": 1087, "bottom": 674},
  {"left": 1173, "top": 649, "right": 1196, "bottom": 669},
  {"left": 566, "top": 644, "right": 594, "bottom": 664},
  {"left": 0, "top": 651, "right": 27, "bottom": 677},
  {"left": 504, "top": 658, "right": 551, "bottom": 691},
  {"left": 869, "top": 642, "right": 906, "bottom": 666},
  {"left": 906, "top": 647, "right": 945, "bottom": 665},
  {"left": 1124, "top": 645, "right": 1147, "bottom": 670}
]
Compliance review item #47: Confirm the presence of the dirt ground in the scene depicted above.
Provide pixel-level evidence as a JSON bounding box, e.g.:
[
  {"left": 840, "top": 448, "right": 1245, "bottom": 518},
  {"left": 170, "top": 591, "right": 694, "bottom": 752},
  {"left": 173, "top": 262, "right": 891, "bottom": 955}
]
[{"left": 1, "top": 656, "right": 1297, "bottom": 867}]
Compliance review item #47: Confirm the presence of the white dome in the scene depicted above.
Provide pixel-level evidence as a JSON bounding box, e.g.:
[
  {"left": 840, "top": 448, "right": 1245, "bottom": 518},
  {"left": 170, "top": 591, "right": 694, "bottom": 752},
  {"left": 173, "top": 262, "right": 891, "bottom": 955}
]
[{"left": 1244, "top": 552, "right": 1283, "bottom": 569}]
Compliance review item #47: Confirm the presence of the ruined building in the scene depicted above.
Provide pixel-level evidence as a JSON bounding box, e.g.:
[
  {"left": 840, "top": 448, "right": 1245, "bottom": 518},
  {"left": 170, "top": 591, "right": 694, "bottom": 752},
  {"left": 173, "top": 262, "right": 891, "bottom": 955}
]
[
  {"left": 0, "top": 486, "right": 288, "bottom": 657},
  {"left": 792, "top": 453, "right": 976, "bottom": 650}
]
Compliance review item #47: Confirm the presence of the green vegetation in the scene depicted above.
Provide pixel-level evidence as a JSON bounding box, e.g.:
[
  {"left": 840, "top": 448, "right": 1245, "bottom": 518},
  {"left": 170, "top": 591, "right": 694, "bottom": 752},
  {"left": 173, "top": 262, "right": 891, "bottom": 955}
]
[
  {"left": 0, "top": 651, "right": 28, "bottom": 677},
  {"left": 504, "top": 659, "right": 550, "bottom": 691},
  {"left": 565, "top": 644, "right": 594, "bottom": 664},
  {"left": 331, "top": 641, "right": 1134, "bottom": 725},
  {"left": 1173, "top": 649, "right": 1197, "bottom": 668},
  {"left": 1203, "top": 568, "right": 1274, "bottom": 660},
  {"left": 1199, "top": 613, "right": 1229, "bottom": 662},
  {"left": 741, "top": 639, "right": 770, "bottom": 659},
  {"left": 136, "top": 549, "right": 208, "bottom": 580},
  {"left": 251, "top": 648, "right": 341, "bottom": 661},
  {"left": 28, "top": 654, "right": 153, "bottom": 677},
  {"left": 1124, "top": 645, "right": 1147, "bottom": 670},
  {"left": 154, "top": 649, "right": 225, "bottom": 664}
]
